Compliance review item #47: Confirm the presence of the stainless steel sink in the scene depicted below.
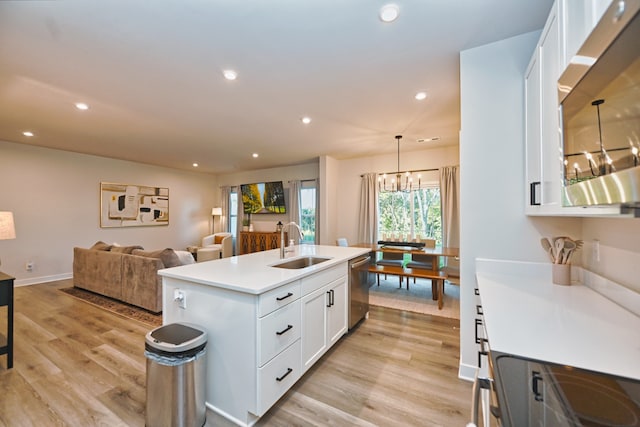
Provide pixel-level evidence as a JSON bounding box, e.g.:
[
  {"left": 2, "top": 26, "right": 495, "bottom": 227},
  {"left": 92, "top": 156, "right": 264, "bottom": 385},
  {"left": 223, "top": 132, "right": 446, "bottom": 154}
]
[{"left": 272, "top": 256, "right": 331, "bottom": 269}]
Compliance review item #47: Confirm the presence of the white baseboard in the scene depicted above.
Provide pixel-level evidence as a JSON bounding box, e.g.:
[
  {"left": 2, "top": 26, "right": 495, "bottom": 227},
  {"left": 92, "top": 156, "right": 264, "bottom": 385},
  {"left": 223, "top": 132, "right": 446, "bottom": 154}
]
[
  {"left": 458, "top": 362, "right": 477, "bottom": 382},
  {"left": 15, "top": 272, "right": 72, "bottom": 287}
]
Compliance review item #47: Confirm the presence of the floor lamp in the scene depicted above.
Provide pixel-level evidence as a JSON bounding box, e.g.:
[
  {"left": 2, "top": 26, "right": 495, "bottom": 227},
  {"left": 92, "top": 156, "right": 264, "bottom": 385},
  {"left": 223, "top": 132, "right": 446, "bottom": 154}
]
[
  {"left": 211, "top": 207, "right": 222, "bottom": 234},
  {"left": 0, "top": 212, "right": 16, "bottom": 268}
]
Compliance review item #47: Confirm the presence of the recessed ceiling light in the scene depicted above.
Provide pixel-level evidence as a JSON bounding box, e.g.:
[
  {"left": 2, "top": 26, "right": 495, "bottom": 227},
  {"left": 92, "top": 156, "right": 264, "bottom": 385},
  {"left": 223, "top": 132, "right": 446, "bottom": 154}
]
[
  {"left": 193, "top": 163, "right": 199, "bottom": 167},
  {"left": 379, "top": 4, "right": 399, "bottom": 23},
  {"left": 415, "top": 92, "right": 427, "bottom": 101},
  {"left": 75, "top": 102, "right": 89, "bottom": 110},
  {"left": 417, "top": 137, "right": 440, "bottom": 143},
  {"left": 223, "top": 70, "right": 237, "bottom": 80},
  {"left": 252, "top": 153, "right": 259, "bottom": 158},
  {"left": 22, "top": 131, "right": 34, "bottom": 137},
  {"left": 301, "top": 116, "right": 312, "bottom": 124}
]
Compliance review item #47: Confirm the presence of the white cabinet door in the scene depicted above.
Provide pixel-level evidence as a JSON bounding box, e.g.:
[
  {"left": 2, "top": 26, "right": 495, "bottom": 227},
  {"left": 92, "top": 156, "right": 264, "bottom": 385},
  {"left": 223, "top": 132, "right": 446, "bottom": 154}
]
[
  {"left": 301, "top": 286, "right": 328, "bottom": 372},
  {"left": 539, "top": 7, "right": 563, "bottom": 209},
  {"left": 525, "top": 52, "right": 542, "bottom": 212},
  {"left": 326, "top": 277, "right": 347, "bottom": 346}
]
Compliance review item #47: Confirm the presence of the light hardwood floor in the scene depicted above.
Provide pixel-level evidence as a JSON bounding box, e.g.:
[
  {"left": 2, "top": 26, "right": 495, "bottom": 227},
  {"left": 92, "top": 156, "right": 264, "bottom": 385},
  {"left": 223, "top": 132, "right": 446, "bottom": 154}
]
[{"left": 0, "top": 280, "right": 472, "bottom": 426}]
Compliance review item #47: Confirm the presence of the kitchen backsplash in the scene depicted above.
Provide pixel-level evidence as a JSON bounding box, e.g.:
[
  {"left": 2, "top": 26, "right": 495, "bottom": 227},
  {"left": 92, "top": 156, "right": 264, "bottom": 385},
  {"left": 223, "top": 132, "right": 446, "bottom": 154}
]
[{"left": 580, "top": 218, "right": 640, "bottom": 294}]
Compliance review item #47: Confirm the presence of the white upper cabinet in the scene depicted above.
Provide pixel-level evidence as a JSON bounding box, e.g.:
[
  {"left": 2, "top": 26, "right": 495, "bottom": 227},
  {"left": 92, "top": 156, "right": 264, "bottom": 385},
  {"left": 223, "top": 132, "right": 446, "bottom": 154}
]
[
  {"left": 525, "top": 1, "right": 564, "bottom": 214},
  {"left": 524, "top": 0, "right": 620, "bottom": 216},
  {"left": 559, "top": 0, "right": 612, "bottom": 69}
]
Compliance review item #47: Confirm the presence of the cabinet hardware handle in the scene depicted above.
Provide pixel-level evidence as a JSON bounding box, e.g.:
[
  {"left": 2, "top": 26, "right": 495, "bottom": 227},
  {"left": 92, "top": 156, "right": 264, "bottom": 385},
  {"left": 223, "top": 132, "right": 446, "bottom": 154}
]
[
  {"left": 276, "top": 292, "right": 293, "bottom": 301},
  {"left": 326, "top": 291, "right": 331, "bottom": 307},
  {"left": 476, "top": 304, "right": 483, "bottom": 315},
  {"left": 475, "top": 318, "right": 483, "bottom": 344},
  {"left": 477, "top": 350, "right": 488, "bottom": 368},
  {"left": 330, "top": 289, "right": 334, "bottom": 306},
  {"left": 532, "top": 371, "right": 544, "bottom": 402},
  {"left": 530, "top": 181, "right": 541, "bottom": 206},
  {"left": 276, "top": 324, "right": 293, "bottom": 336},
  {"left": 474, "top": 288, "right": 480, "bottom": 296},
  {"left": 276, "top": 367, "right": 293, "bottom": 382}
]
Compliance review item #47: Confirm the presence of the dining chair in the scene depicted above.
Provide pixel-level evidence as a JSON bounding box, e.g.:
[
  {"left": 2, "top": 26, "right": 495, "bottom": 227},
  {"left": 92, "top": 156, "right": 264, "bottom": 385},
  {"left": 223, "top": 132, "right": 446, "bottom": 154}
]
[{"left": 336, "top": 238, "right": 348, "bottom": 247}]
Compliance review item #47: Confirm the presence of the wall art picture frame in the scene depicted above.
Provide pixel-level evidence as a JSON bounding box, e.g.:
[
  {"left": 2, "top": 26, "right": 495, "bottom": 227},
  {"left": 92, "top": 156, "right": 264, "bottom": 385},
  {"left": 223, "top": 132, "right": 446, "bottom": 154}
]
[{"left": 100, "top": 182, "right": 169, "bottom": 228}]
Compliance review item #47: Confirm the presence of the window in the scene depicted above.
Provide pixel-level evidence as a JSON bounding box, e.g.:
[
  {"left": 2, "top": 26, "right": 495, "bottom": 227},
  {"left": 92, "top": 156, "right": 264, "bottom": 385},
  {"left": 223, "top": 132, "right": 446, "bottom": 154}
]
[
  {"left": 229, "top": 188, "right": 238, "bottom": 238},
  {"left": 378, "top": 184, "right": 441, "bottom": 244},
  {"left": 300, "top": 181, "right": 317, "bottom": 243}
]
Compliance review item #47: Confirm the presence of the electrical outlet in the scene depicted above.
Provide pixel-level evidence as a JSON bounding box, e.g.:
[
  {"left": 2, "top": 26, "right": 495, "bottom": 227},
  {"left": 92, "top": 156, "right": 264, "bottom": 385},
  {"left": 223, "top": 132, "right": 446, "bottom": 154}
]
[
  {"left": 174, "top": 289, "right": 186, "bottom": 309},
  {"left": 25, "top": 261, "right": 34, "bottom": 271}
]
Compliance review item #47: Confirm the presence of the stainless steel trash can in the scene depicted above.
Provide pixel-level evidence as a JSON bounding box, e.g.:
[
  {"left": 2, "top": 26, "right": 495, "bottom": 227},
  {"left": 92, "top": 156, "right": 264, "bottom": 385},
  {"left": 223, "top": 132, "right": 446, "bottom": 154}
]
[{"left": 145, "top": 323, "right": 207, "bottom": 427}]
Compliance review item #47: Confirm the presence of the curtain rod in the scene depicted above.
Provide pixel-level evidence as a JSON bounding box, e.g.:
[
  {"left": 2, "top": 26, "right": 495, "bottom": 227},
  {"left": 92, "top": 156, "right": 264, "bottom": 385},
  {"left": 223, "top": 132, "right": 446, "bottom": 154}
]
[
  {"left": 288, "top": 179, "right": 317, "bottom": 183},
  {"left": 360, "top": 168, "right": 439, "bottom": 177}
]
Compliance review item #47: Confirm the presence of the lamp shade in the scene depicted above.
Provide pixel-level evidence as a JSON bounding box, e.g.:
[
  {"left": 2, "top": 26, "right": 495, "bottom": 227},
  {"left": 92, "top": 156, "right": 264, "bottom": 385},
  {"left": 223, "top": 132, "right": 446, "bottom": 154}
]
[
  {"left": 0, "top": 211, "right": 16, "bottom": 240},
  {"left": 211, "top": 207, "right": 222, "bottom": 216}
]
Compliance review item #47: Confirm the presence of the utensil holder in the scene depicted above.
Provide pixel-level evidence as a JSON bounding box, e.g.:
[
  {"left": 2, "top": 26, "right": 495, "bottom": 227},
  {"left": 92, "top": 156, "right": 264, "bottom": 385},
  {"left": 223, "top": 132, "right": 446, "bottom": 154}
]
[{"left": 552, "top": 264, "right": 571, "bottom": 286}]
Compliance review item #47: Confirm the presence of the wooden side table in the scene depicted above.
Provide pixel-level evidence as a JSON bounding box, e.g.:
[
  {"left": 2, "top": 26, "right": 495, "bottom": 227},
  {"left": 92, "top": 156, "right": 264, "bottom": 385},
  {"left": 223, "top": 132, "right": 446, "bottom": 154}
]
[{"left": 0, "top": 272, "right": 14, "bottom": 369}]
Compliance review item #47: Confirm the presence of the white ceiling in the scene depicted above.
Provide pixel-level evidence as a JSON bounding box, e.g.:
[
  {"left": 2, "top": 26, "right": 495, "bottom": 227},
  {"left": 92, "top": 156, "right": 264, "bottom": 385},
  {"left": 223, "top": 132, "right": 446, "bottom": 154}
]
[{"left": 0, "top": 1, "right": 553, "bottom": 174}]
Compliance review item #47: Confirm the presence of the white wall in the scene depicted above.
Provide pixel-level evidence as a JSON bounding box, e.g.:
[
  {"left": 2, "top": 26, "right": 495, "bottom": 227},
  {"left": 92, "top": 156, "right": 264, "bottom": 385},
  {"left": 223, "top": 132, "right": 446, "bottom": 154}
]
[
  {"left": 458, "top": 32, "right": 582, "bottom": 380},
  {"left": 0, "top": 140, "right": 216, "bottom": 285}
]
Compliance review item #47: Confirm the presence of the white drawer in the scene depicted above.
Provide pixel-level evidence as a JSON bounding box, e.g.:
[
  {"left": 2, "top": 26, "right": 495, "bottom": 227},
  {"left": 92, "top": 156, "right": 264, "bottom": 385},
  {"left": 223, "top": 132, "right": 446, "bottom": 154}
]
[
  {"left": 300, "top": 263, "right": 346, "bottom": 295},
  {"left": 258, "top": 280, "right": 300, "bottom": 317},
  {"left": 256, "top": 340, "right": 301, "bottom": 416},
  {"left": 257, "top": 300, "right": 301, "bottom": 367}
]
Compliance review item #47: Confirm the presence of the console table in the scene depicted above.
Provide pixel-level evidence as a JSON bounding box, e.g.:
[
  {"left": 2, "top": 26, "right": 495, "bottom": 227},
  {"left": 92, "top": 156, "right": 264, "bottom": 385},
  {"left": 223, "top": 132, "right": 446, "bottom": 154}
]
[
  {"left": 239, "top": 231, "right": 287, "bottom": 255},
  {"left": 0, "top": 272, "right": 14, "bottom": 369}
]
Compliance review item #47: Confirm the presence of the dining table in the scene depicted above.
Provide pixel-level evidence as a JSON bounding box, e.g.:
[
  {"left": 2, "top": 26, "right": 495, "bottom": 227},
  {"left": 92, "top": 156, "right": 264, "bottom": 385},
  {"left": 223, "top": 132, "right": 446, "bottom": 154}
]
[{"left": 353, "top": 242, "right": 460, "bottom": 309}]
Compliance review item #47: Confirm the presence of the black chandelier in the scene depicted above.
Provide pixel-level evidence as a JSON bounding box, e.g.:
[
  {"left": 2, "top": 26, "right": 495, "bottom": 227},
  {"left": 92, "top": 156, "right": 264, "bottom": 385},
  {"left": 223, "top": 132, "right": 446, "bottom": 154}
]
[{"left": 378, "top": 135, "right": 421, "bottom": 192}]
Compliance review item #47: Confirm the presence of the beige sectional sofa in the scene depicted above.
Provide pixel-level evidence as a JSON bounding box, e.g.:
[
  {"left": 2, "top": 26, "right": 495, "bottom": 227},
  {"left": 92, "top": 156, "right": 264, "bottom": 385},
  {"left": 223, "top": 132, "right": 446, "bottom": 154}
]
[{"left": 73, "top": 242, "right": 192, "bottom": 313}]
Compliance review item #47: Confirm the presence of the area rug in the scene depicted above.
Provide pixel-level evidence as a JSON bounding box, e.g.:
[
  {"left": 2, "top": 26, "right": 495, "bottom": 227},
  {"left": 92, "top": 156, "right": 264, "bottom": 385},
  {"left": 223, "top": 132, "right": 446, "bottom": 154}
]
[
  {"left": 369, "top": 276, "right": 460, "bottom": 320},
  {"left": 60, "top": 287, "right": 162, "bottom": 327}
]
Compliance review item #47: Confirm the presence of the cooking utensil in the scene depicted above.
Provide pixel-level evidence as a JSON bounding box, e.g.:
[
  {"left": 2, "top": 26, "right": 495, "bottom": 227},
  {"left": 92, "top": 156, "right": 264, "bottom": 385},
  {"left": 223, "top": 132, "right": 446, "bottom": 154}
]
[
  {"left": 540, "top": 238, "right": 555, "bottom": 262},
  {"left": 561, "top": 240, "right": 576, "bottom": 264},
  {"left": 554, "top": 238, "right": 565, "bottom": 264}
]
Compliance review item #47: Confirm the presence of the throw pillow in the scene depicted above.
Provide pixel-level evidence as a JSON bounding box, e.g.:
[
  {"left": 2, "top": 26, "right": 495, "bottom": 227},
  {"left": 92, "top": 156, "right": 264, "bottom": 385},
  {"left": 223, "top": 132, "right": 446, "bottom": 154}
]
[
  {"left": 174, "top": 250, "right": 196, "bottom": 265},
  {"left": 214, "top": 235, "right": 225, "bottom": 244},
  {"left": 132, "top": 248, "right": 181, "bottom": 268},
  {"left": 90, "top": 241, "right": 112, "bottom": 251},
  {"left": 111, "top": 245, "right": 144, "bottom": 254}
]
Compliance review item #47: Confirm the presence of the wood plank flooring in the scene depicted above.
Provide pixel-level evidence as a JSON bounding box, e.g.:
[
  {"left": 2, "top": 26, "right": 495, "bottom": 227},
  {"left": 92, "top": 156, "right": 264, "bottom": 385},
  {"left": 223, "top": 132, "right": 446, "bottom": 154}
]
[{"left": 0, "top": 280, "right": 472, "bottom": 426}]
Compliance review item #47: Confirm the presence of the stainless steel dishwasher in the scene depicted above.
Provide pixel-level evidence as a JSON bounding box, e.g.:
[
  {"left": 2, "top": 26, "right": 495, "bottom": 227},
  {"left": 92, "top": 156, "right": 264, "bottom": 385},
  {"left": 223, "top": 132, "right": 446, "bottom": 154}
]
[{"left": 348, "top": 253, "right": 374, "bottom": 329}]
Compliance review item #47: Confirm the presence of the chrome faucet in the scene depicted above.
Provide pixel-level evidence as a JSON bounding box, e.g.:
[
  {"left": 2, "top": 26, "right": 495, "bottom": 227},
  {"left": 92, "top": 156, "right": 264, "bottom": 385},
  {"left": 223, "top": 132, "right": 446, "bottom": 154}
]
[{"left": 280, "top": 221, "right": 304, "bottom": 258}]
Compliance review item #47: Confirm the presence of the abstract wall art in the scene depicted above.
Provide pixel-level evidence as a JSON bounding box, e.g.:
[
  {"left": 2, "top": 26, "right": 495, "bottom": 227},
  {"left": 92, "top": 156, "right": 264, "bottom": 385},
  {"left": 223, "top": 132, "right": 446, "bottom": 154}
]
[{"left": 100, "top": 182, "right": 169, "bottom": 227}]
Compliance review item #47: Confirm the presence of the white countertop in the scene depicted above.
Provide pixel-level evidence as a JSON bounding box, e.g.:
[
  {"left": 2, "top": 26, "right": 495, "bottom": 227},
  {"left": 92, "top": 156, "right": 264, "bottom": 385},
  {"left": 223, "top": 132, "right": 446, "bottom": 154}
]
[
  {"left": 476, "top": 259, "right": 640, "bottom": 381},
  {"left": 159, "top": 244, "right": 371, "bottom": 294}
]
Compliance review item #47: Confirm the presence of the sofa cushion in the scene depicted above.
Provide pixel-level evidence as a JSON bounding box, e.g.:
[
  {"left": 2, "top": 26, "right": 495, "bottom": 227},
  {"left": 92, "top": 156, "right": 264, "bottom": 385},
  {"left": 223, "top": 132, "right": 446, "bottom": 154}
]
[
  {"left": 132, "top": 248, "right": 181, "bottom": 268},
  {"left": 111, "top": 245, "right": 144, "bottom": 254},
  {"left": 90, "top": 241, "right": 112, "bottom": 251},
  {"left": 214, "top": 235, "right": 225, "bottom": 244}
]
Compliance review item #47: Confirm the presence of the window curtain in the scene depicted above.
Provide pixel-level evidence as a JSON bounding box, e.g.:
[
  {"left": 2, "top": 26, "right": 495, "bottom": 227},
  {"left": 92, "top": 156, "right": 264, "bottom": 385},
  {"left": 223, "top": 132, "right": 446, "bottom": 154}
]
[
  {"left": 288, "top": 180, "right": 301, "bottom": 243},
  {"left": 439, "top": 165, "right": 460, "bottom": 265},
  {"left": 358, "top": 173, "right": 378, "bottom": 244},
  {"left": 220, "top": 186, "right": 230, "bottom": 232}
]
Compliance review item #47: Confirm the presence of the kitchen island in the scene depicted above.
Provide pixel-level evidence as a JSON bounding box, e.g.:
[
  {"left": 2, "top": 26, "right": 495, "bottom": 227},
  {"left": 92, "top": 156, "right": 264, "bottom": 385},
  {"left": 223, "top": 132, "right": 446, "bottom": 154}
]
[{"left": 158, "top": 244, "right": 370, "bottom": 426}]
